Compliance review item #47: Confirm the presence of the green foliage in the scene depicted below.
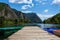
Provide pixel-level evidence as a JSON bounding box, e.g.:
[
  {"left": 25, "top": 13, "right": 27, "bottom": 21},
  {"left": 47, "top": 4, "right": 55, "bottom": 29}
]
[
  {"left": 0, "top": 3, "right": 42, "bottom": 27},
  {"left": 4, "top": 20, "right": 14, "bottom": 25},
  {"left": 0, "top": 5, "right": 4, "bottom": 11},
  {"left": 0, "top": 17, "right": 28, "bottom": 26},
  {"left": 0, "top": 16, "right": 5, "bottom": 26},
  {"left": 43, "top": 13, "right": 60, "bottom": 24},
  {"left": 0, "top": 3, "right": 6, "bottom": 11}
]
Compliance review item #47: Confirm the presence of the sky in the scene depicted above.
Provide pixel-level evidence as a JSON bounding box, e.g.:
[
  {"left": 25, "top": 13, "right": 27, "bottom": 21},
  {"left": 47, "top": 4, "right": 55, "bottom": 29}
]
[{"left": 0, "top": 0, "right": 60, "bottom": 20}]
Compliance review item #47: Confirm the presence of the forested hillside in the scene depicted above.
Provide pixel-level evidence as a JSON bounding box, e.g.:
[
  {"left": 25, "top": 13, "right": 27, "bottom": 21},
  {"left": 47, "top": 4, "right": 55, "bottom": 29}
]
[
  {"left": 0, "top": 3, "right": 42, "bottom": 26},
  {"left": 43, "top": 13, "right": 60, "bottom": 24}
]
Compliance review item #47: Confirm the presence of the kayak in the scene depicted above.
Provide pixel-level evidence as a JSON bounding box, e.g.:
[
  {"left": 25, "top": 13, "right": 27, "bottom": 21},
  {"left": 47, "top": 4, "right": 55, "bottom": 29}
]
[{"left": 43, "top": 28, "right": 58, "bottom": 34}]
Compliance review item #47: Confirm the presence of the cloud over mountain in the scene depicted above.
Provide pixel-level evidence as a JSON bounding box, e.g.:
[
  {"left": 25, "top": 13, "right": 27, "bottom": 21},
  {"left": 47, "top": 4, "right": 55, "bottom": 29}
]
[
  {"left": 9, "top": 0, "right": 34, "bottom": 10},
  {"left": 9, "top": 0, "right": 32, "bottom": 4}
]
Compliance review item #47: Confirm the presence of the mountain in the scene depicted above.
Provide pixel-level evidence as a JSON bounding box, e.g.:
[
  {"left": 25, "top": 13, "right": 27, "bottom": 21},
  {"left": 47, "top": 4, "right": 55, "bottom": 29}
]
[
  {"left": 0, "top": 3, "right": 18, "bottom": 20},
  {"left": 12, "top": 9, "right": 42, "bottom": 23},
  {"left": 12, "top": 9, "right": 30, "bottom": 23},
  {"left": 0, "top": 3, "right": 42, "bottom": 26},
  {"left": 43, "top": 13, "right": 60, "bottom": 24},
  {"left": 26, "top": 13, "right": 42, "bottom": 23}
]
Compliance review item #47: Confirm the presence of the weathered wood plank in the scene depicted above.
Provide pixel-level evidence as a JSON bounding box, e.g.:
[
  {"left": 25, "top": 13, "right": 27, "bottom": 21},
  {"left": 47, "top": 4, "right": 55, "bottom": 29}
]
[{"left": 6, "top": 26, "right": 60, "bottom": 40}]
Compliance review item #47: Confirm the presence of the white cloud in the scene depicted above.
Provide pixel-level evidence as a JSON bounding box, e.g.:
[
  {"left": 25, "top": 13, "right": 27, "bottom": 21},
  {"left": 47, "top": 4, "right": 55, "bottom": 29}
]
[
  {"left": 9, "top": 0, "right": 34, "bottom": 10},
  {"left": 52, "top": 0, "right": 60, "bottom": 4},
  {"left": 35, "top": 0, "right": 47, "bottom": 2},
  {"left": 21, "top": 5, "right": 32, "bottom": 10},
  {"left": 21, "top": 5, "right": 28, "bottom": 10},
  {"left": 36, "top": 13, "right": 54, "bottom": 21},
  {"left": 9, "top": 0, "right": 32, "bottom": 4},
  {"left": 35, "top": 0, "right": 42, "bottom": 3},
  {"left": 44, "top": 9, "right": 48, "bottom": 13},
  {"left": 21, "top": 4, "right": 34, "bottom": 10},
  {"left": 31, "top": 3, "right": 34, "bottom": 7},
  {"left": 35, "top": 0, "right": 47, "bottom": 5},
  {"left": 22, "top": 11, "right": 32, "bottom": 13},
  {"left": 9, "top": 0, "right": 16, "bottom": 3}
]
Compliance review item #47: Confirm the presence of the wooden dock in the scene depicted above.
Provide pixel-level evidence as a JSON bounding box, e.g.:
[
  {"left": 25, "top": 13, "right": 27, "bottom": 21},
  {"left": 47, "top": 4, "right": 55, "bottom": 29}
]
[{"left": 6, "top": 26, "right": 60, "bottom": 40}]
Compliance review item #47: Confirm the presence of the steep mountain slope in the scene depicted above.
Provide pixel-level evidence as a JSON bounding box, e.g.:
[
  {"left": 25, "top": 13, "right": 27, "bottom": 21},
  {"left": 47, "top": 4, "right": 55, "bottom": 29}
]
[
  {"left": 12, "top": 9, "right": 30, "bottom": 23},
  {"left": 43, "top": 13, "right": 60, "bottom": 24},
  {"left": 26, "top": 13, "right": 42, "bottom": 23},
  {"left": 0, "top": 3, "right": 18, "bottom": 20},
  {"left": 0, "top": 3, "right": 42, "bottom": 26}
]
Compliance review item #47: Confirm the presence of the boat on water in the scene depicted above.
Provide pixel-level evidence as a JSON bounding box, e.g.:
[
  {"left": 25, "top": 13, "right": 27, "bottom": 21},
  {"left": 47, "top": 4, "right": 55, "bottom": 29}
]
[
  {"left": 43, "top": 28, "right": 58, "bottom": 34},
  {"left": 44, "top": 27, "right": 60, "bottom": 37},
  {"left": 53, "top": 30, "right": 60, "bottom": 37}
]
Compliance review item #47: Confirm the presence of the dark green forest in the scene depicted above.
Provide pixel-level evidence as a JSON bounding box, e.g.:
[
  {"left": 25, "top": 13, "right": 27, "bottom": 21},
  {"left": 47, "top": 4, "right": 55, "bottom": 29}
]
[{"left": 43, "top": 13, "right": 60, "bottom": 24}]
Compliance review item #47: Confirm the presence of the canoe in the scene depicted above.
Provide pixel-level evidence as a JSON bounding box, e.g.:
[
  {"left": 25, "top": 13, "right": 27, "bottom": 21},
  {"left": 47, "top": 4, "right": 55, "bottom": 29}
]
[
  {"left": 53, "top": 30, "right": 60, "bottom": 37},
  {"left": 44, "top": 28, "right": 58, "bottom": 34}
]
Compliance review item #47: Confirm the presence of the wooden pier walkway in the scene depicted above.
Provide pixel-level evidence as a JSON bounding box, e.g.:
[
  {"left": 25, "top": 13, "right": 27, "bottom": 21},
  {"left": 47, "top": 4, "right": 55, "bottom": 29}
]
[{"left": 7, "top": 26, "right": 60, "bottom": 40}]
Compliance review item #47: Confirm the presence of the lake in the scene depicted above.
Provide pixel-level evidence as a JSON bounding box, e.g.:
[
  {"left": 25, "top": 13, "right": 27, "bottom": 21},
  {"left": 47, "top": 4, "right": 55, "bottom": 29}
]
[
  {"left": 0, "top": 24, "right": 60, "bottom": 40},
  {"left": 23, "top": 24, "right": 60, "bottom": 34},
  {"left": 37, "top": 24, "right": 60, "bottom": 34},
  {"left": 0, "top": 25, "right": 23, "bottom": 40},
  {"left": 23, "top": 24, "right": 60, "bottom": 29},
  {"left": 37, "top": 24, "right": 60, "bottom": 29}
]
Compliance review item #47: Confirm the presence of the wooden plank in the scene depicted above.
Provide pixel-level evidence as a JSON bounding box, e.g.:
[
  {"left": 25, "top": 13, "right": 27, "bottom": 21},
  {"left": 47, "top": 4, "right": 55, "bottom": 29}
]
[{"left": 6, "top": 26, "right": 60, "bottom": 40}]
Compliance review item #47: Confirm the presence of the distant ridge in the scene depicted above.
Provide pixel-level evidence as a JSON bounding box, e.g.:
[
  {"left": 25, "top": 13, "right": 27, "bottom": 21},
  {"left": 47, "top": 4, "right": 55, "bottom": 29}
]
[
  {"left": 43, "top": 13, "right": 60, "bottom": 24},
  {"left": 0, "top": 2, "right": 42, "bottom": 25},
  {"left": 26, "top": 13, "right": 42, "bottom": 23}
]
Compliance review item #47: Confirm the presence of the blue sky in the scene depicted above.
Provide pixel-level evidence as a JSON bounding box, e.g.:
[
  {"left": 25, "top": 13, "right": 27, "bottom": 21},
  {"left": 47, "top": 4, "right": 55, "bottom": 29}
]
[{"left": 0, "top": 0, "right": 60, "bottom": 20}]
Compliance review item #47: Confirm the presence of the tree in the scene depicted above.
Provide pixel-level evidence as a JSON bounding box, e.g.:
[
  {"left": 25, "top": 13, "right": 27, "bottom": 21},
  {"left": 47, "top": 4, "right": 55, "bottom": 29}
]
[{"left": 0, "top": 16, "right": 5, "bottom": 26}]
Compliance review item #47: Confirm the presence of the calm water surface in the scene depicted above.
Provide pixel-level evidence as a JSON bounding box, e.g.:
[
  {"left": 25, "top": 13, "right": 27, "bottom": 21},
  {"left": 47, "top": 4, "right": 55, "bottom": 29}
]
[
  {"left": 0, "top": 24, "right": 60, "bottom": 39},
  {"left": 0, "top": 26, "right": 23, "bottom": 39},
  {"left": 37, "top": 24, "right": 60, "bottom": 34},
  {"left": 37, "top": 24, "right": 60, "bottom": 29}
]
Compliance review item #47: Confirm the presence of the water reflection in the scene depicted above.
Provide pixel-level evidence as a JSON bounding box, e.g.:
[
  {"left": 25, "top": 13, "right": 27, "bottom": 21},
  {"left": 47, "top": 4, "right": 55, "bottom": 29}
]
[
  {"left": 37, "top": 24, "right": 60, "bottom": 29},
  {"left": 0, "top": 24, "right": 60, "bottom": 39},
  {"left": 0, "top": 26, "right": 23, "bottom": 40},
  {"left": 37, "top": 24, "right": 60, "bottom": 34}
]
